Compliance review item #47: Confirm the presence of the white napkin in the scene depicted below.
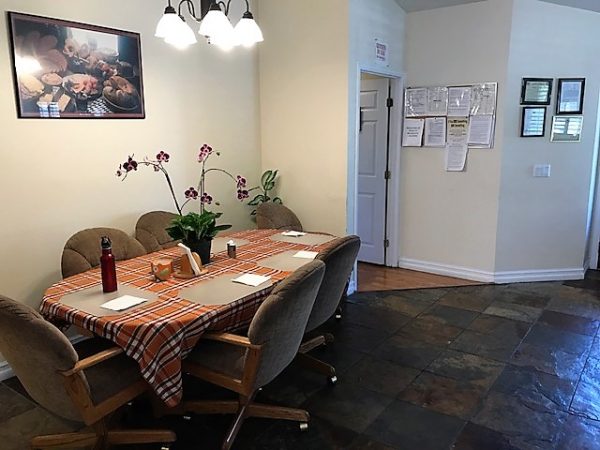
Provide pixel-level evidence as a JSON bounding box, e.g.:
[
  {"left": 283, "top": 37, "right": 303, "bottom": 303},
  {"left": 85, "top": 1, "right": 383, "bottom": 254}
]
[
  {"left": 100, "top": 295, "right": 147, "bottom": 311},
  {"left": 293, "top": 250, "right": 319, "bottom": 259},
  {"left": 232, "top": 274, "right": 271, "bottom": 287},
  {"left": 282, "top": 231, "right": 307, "bottom": 237}
]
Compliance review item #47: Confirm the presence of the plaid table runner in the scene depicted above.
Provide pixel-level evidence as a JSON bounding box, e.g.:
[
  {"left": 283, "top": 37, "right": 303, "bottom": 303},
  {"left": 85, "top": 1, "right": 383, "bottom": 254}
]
[{"left": 40, "top": 229, "right": 336, "bottom": 407}]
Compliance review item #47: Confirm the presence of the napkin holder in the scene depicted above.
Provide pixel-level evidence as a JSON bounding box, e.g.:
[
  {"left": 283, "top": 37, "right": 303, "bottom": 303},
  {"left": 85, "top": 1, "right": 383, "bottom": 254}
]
[
  {"left": 151, "top": 258, "right": 174, "bottom": 282},
  {"left": 174, "top": 252, "right": 207, "bottom": 279}
]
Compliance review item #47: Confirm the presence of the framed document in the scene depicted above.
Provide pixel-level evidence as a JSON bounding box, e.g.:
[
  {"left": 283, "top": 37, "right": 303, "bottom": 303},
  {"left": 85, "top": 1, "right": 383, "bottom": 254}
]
[
  {"left": 550, "top": 116, "right": 583, "bottom": 143},
  {"left": 556, "top": 78, "right": 585, "bottom": 115},
  {"left": 520, "top": 107, "right": 546, "bottom": 137},
  {"left": 521, "top": 78, "right": 553, "bottom": 105}
]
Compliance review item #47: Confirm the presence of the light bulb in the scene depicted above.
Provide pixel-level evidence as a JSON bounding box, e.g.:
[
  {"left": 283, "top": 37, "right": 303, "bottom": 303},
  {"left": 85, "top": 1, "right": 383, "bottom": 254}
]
[{"left": 234, "top": 13, "right": 264, "bottom": 48}]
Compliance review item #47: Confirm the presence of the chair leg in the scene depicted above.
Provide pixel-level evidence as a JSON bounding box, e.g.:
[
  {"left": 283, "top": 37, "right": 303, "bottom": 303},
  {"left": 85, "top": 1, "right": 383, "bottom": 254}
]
[
  {"left": 107, "top": 429, "right": 176, "bottom": 445},
  {"left": 31, "top": 432, "right": 98, "bottom": 449},
  {"left": 222, "top": 395, "right": 252, "bottom": 450},
  {"left": 295, "top": 352, "right": 337, "bottom": 384},
  {"left": 180, "top": 400, "right": 239, "bottom": 415},
  {"left": 247, "top": 403, "right": 310, "bottom": 423}
]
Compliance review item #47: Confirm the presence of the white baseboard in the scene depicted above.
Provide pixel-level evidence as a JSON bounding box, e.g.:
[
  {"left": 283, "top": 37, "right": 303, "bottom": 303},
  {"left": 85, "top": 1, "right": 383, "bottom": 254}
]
[
  {"left": 347, "top": 278, "right": 357, "bottom": 296},
  {"left": 398, "top": 257, "right": 585, "bottom": 284}
]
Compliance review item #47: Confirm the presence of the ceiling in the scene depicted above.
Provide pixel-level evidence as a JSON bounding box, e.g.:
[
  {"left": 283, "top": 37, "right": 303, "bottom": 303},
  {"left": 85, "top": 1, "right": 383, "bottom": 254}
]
[{"left": 395, "top": 0, "right": 600, "bottom": 13}]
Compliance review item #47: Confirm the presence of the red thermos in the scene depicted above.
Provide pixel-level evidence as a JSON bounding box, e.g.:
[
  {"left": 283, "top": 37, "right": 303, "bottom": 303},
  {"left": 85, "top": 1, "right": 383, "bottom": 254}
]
[{"left": 100, "top": 236, "right": 118, "bottom": 293}]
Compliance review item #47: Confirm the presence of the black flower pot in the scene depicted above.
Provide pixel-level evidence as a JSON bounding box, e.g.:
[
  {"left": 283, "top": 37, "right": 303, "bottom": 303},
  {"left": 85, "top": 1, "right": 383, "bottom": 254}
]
[{"left": 185, "top": 239, "right": 212, "bottom": 265}]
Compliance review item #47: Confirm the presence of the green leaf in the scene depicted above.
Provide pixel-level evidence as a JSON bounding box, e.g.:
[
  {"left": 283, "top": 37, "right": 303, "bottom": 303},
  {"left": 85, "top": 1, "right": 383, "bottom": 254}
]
[
  {"left": 264, "top": 181, "right": 275, "bottom": 192},
  {"left": 248, "top": 194, "right": 266, "bottom": 206},
  {"left": 273, "top": 197, "right": 283, "bottom": 204},
  {"left": 260, "top": 170, "right": 273, "bottom": 187},
  {"left": 266, "top": 170, "right": 277, "bottom": 183}
]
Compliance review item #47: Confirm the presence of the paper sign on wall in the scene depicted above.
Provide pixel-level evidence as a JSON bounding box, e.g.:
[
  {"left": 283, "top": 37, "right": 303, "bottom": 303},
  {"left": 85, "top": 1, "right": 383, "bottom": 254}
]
[
  {"left": 405, "top": 88, "right": 428, "bottom": 117},
  {"left": 402, "top": 118, "right": 425, "bottom": 147},
  {"left": 448, "top": 87, "right": 472, "bottom": 117},
  {"left": 446, "top": 118, "right": 469, "bottom": 171},
  {"left": 468, "top": 115, "right": 494, "bottom": 146},
  {"left": 426, "top": 87, "right": 449, "bottom": 116},
  {"left": 424, "top": 117, "right": 447, "bottom": 147},
  {"left": 471, "top": 83, "right": 497, "bottom": 116},
  {"left": 375, "top": 40, "right": 388, "bottom": 66}
]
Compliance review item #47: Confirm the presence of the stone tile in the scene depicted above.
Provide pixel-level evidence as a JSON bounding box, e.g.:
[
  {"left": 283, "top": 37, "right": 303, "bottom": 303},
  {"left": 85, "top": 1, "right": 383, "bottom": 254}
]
[
  {"left": 343, "top": 303, "right": 411, "bottom": 333},
  {"left": 399, "top": 372, "right": 486, "bottom": 420},
  {"left": 419, "top": 304, "right": 480, "bottom": 328},
  {"left": 510, "top": 343, "right": 587, "bottom": 381},
  {"left": 427, "top": 350, "right": 505, "bottom": 389},
  {"left": 395, "top": 317, "right": 464, "bottom": 346},
  {"left": 590, "top": 336, "right": 600, "bottom": 360},
  {"left": 348, "top": 435, "right": 398, "bottom": 449},
  {"left": 546, "top": 290, "right": 600, "bottom": 320},
  {"left": 521, "top": 323, "right": 594, "bottom": 356},
  {"left": 467, "top": 314, "right": 530, "bottom": 340},
  {"left": 366, "top": 294, "right": 432, "bottom": 318},
  {"left": 569, "top": 381, "right": 600, "bottom": 421},
  {"left": 261, "top": 362, "right": 329, "bottom": 408},
  {"left": 472, "top": 391, "right": 567, "bottom": 449},
  {"left": 490, "top": 287, "right": 550, "bottom": 308},
  {"left": 437, "top": 288, "right": 496, "bottom": 313},
  {"left": 333, "top": 323, "right": 393, "bottom": 353},
  {"left": 507, "top": 281, "right": 566, "bottom": 298},
  {"left": 452, "top": 422, "right": 520, "bottom": 450},
  {"left": 365, "top": 400, "right": 464, "bottom": 450},
  {"left": 491, "top": 365, "right": 576, "bottom": 412},
  {"left": 373, "top": 335, "right": 444, "bottom": 370},
  {"left": 483, "top": 301, "right": 542, "bottom": 323},
  {"left": 450, "top": 330, "right": 521, "bottom": 362},
  {"left": 0, "top": 384, "right": 36, "bottom": 423},
  {"left": 344, "top": 355, "right": 419, "bottom": 396},
  {"left": 538, "top": 310, "right": 600, "bottom": 337},
  {"left": 309, "top": 343, "right": 367, "bottom": 375},
  {"left": 386, "top": 288, "right": 449, "bottom": 304},
  {"left": 556, "top": 414, "right": 600, "bottom": 450},
  {"left": 302, "top": 382, "right": 393, "bottom": 433}
]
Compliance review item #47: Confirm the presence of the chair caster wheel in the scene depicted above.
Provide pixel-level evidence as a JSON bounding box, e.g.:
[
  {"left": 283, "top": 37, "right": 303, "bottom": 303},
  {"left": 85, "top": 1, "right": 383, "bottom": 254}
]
[
  {"left": 328, "top": 375, "right": 338, "bottom": 385},
  {"left": 299, "top": 422, "right": 309, "bottom": 432},
  {"left": 335, "top": 314, "right": 342, "bottom": 321},
  {"left": 183, "top": 415, "right": 192, "bottom": 421},
  {"left": 160, "top": 446, "right": 171, "bottom": 450}
]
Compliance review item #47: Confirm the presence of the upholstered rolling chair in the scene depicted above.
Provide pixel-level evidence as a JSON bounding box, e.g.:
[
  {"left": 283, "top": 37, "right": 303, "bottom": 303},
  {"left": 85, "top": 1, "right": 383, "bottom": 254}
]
[
  {"left": 256, "top": 203, "right": 303, "bottom": 231},
  {"left": 61, "top": 228, "right": 146, "bottom": 278},
  {"left": 135, "top": 211, "right": 180, "bottom": 253},
  {"left": 0, "top": 295, "right": 176, "bottom": 450},
  {"left": 178, "top": 261, "right": 325, "bottom": 450},
  {"left": 296, "top": 236, "right": 361, "bottom": 384}
]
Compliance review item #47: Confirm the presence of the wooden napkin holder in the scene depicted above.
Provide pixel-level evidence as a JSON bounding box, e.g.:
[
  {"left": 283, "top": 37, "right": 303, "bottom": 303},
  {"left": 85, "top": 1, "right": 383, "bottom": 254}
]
[{"left": 174, "top": 252, "right": 207, "bottom": 279}]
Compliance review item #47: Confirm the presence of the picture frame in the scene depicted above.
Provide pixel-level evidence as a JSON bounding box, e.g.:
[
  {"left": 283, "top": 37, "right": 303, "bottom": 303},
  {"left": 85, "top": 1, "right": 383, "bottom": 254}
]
[
  {"left": 520, "top": 107, "right": 546, "bottom": 137},
  {"left": 550, "top": 115, "right": 583, "bottom": 143},
  {"left": 556, "top": 78, "right": 585, "bottom": 115},
  {"left": 8, "top": 12, "right": 145, "bottom": 119},
  {"left": 520, "top": 78, "right": 553, "bottom": 106}
]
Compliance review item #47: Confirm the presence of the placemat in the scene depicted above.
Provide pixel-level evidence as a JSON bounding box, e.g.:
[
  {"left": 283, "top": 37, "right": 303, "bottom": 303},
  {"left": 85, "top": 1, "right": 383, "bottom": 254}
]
[
  {"left": 211, "top": 237, "right": 250, "bottom": 254},
  {"left": 59, "top": 284, "right": 158, "bottom": 317},
  {"left": 256, "top": 250, "right": 316, "bottom": 272},
  {"left": 178, "top": 274, "right": 273, "bottom": 306},
  {"left": 269, "top": 233, "right": 337, "bottom": 246}
]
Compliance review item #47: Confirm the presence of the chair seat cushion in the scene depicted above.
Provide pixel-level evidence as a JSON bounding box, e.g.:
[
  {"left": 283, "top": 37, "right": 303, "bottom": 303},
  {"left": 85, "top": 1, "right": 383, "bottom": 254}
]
[{"left": 185, "top": 340, "right": 247, "bottom": 380}]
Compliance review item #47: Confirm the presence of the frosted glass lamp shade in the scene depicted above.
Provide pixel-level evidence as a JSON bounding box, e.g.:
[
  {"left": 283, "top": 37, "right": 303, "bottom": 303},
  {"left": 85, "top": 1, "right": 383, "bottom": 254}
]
[
  {"left": 155, "top": 7, "right": 181, "bottom": 38},
  {"left": 199, "top": 8, "right": 234, "bottom": 38},
  {"left": 164, "top": 18, "right": 198, "bottom": 49}
]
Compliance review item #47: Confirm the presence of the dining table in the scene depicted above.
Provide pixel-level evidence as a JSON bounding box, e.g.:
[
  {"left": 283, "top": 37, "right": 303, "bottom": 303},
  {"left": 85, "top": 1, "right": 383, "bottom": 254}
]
[{"left": 40, "top": 229, "right": 339, "bottom": 407}]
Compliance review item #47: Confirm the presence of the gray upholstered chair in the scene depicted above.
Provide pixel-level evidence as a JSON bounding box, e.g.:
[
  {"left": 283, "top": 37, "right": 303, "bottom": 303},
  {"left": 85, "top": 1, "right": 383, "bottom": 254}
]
[
  {"left": 256, "top": 203, "right": 303, "bottom": 231},
  {"left": 179, "top": 260, "right": 325, "bottom": 450},
  {"left": 135, "top": 211, "right": 180, "bottom": 253},
  {"left": 0, "top": 295, "right": 175, "bottom": 450},
  {"left": 61, "top": 227, "right": 147, "bottom": 278},
  {"left": 296, "top": 236, "right": 361, "bottom": 384}
]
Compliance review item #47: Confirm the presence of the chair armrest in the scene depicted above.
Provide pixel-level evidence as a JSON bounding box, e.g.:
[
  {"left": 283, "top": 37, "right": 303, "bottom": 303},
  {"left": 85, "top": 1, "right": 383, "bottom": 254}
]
[
  {"left": 203, "top": 332, "right": 258, "bottom": 349},
  {"left": 60, "top": 347, "right": 124, "bottom": 377}
]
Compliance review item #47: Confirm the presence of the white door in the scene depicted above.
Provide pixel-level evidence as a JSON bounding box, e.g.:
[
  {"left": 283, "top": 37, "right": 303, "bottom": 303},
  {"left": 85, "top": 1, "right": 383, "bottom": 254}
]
[{"left": 357, "top": 78, "right": 390, "bottom": 265}]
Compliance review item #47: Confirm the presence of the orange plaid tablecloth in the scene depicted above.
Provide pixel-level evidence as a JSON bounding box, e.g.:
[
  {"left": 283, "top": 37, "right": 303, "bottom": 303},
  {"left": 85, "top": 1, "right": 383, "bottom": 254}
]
[{"left": 41, "top": 229, "right": 336, "bottom": 407}]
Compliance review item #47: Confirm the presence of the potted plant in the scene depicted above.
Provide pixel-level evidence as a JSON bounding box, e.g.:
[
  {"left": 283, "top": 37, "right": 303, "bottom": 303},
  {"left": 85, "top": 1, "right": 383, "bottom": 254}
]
[
  {"left": 116, "top": 145, "right": 247, "bottom": 264},
  {"left": 247, "top": 169, "right": 283, "bottom": 216}
]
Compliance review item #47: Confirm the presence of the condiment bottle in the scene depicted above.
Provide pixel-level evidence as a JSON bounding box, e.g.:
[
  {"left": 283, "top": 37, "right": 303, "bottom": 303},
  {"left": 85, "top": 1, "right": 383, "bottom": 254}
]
[
  {"left": 227, "top": 240, "right": 237, "bottom": 259},
  {"left": 100, "top": 236, "right": 118, "bottom": 293}
]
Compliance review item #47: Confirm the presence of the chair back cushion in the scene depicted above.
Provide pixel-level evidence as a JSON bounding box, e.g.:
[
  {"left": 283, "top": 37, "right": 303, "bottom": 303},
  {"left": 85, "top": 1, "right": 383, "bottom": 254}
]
[
  {"left": 0, "top": 296, "right": 84, "bottom": 422},
  {"left": 135, "top": 211, "right": 180, "bottom": 253},
  {"left": 248, "top": 260, "right": 325, "bottom": 389},
  {"left": 256, "top": 203, "right": 303, "bottom": 231},
  {"left": 61, "top": 227, "right": 146, "bottom": 278},
  {"left": 305, "top": 236, "right": 361, "bottom": 332}
]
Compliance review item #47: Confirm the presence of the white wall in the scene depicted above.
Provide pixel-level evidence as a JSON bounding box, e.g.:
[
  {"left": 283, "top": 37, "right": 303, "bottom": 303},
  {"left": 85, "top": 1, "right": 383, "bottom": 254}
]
[
  {"left": 494, "top": 0, "right": 600, "bottom": 275},
  {"left": 402, "top": 0, "right": 513, "bottom": 277},
  {"left": 0, "top": 0, "right": 261, "bottom": 311}
]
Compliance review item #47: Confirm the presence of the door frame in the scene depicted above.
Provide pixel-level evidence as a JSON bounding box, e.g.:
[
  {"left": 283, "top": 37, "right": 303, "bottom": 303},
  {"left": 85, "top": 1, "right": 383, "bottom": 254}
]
[
  {"left": 584, "top": 96, "right": 600, "bottom": 270},
  {"left": 349, "top": 63, "right": 404, "bottom": 269}
]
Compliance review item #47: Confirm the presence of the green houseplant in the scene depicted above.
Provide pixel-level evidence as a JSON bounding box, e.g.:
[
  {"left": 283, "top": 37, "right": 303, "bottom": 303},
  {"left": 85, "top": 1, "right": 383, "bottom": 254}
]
[
  {"left": 117, "top": 145, "right": 247, "bottom": 264},
  {"left": 247, "top": 169, "right": 282, "bottom": 215}
]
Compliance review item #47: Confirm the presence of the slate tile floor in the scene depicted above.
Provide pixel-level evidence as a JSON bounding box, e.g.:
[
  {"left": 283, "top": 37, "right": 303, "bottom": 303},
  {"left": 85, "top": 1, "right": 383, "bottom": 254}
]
[{"left": 3, "top": 275, "right": 600, "bottom": 449}]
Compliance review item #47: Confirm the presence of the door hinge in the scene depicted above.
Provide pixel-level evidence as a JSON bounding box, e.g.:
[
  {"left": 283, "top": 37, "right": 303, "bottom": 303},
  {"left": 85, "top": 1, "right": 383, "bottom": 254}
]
[
  {"left": 384, "top": 170, "right": 392, "bottom": 180},
  {"left": 387, "top": 98, "right": 394, "bottom": 108},
  {"left": 384, "top": 239, "right": 390, "bottom": 248}
]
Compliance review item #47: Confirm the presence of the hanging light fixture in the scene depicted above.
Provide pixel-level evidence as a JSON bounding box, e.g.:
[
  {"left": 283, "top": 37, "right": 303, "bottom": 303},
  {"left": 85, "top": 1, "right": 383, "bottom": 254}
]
[{"left": 156, "top": 0, "right": 263, "bottom": 50}]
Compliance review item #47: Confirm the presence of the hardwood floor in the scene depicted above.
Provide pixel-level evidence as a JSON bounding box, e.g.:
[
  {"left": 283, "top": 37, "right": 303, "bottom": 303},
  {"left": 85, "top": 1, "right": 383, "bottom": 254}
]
[{"left": 357, "top": 262, "right": 483, "bottom": 292}]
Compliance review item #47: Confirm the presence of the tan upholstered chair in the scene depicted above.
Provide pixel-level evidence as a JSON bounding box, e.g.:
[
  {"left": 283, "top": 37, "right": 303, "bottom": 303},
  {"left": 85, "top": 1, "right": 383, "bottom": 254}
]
[
  {"left": 135, "top": 211, "right": 180, "bottom": 253},
  {"left": 256, "top": 203, "right": 303, "bottom": 231},
  {"left": 178, "top": 261, "right": 325, "bottom": 450},
  {"left": 61, "top": 228, "right": 146, "bottom": 278},
  {"left": 0, "top": 295, "right": 176, "bottom": 450},
  {"left": 297, "top": 236, "right": 361, "bottom": 384}
]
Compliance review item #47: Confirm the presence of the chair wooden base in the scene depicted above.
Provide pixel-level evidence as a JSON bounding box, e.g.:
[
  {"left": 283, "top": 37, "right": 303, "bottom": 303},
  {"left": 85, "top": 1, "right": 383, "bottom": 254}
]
[
  {"left": 297, "top": 333, "right": 337, "bottom": 383},
  {"left": 31, "top": 428, "right": 176, "bottom": 449}
]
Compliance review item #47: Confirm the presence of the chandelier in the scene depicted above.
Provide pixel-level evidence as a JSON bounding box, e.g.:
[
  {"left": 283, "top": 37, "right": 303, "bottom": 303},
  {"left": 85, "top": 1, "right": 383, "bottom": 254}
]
[{"left": 155, "top": 0, "right": 264, "bottom": 51}]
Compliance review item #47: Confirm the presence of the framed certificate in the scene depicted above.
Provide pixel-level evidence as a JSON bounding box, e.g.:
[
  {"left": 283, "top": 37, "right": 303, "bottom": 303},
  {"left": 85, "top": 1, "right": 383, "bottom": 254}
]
[
  {"left": 556, "top": 78, "right": 585, "bottom": 115},
  {"left": 520, "top": 107, "right": 546, "bottom": 137},
  {"left": 550, "top": 116, "right": 583, "bottom": 143},
  {"left": 520, "top": 78, "right": 553, "bottom": 105}
]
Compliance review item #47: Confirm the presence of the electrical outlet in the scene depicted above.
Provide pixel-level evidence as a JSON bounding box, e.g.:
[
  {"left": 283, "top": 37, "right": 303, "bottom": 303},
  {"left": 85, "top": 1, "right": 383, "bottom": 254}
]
[{"left": 533, "top": 164, "right": 551, "bottom": 177}]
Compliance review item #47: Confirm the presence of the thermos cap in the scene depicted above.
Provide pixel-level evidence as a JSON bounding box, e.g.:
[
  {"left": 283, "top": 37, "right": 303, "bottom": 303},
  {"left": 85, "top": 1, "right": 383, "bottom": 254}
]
[{"left": 101, "top": 236, "right": 112, "bottom": 249}]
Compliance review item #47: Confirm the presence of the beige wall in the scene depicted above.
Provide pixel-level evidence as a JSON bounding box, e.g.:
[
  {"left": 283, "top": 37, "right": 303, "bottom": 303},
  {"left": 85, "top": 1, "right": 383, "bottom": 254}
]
[
  {"left": 257, "top": 0, "right": 350, "bottom": 236},
  {"left": 0, "top": 0, "right": 261, "bottom": 311}
]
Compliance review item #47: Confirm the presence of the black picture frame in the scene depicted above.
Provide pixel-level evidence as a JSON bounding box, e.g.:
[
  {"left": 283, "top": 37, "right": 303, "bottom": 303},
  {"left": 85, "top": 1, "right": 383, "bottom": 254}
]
[
  {"left": 7, "top": 11, "right": 145, "bottom": 119},
  {"left": 520, "top": 78, "right": 553, "bottom": 105},
  {"left": 520, "top": 107, "right": 546, "bottom": 137},
  {"left": 556, "top": 78, "right": 585, "bottom": 115}
]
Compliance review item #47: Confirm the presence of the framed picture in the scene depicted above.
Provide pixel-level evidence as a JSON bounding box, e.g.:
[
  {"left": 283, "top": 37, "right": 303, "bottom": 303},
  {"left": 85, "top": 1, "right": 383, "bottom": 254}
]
[
  {"left": 520, "top": 107, "right": 546, "bottom": 137},
  {"left": 8, "top": 12, "right": 145, "bottom": 119},
  {"left": 550, "top": 116, "right": 583, "bottom": 143},
  {"left": 520, "top": 78, "right": 553, "bottom": 105},
  {"left": 556, "top": 78, "right": 585, "bottom": 115}
]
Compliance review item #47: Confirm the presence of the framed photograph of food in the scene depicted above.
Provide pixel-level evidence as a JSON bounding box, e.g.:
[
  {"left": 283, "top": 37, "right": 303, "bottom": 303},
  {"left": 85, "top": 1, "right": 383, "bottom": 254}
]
[{"left": 7, "top": 12, "right": 145, "bottom": 119}]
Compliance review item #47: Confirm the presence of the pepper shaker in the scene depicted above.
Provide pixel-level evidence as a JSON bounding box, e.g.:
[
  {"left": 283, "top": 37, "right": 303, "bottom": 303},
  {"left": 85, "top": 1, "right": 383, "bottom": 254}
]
[{"left": 227, "top": 240, "right": 237, "bottom": 259}]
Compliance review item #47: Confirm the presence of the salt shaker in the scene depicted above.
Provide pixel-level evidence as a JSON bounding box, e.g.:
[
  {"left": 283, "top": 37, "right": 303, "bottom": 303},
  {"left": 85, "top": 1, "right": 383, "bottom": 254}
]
[{"left": 227, "top": 240, "right": 237, "bottom": 259}]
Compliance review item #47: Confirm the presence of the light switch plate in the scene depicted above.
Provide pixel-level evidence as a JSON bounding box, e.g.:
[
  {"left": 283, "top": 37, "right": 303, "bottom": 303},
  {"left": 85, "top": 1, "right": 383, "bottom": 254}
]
[{"left": 533, "top": 164, "right": 551, "bottom": 177}]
